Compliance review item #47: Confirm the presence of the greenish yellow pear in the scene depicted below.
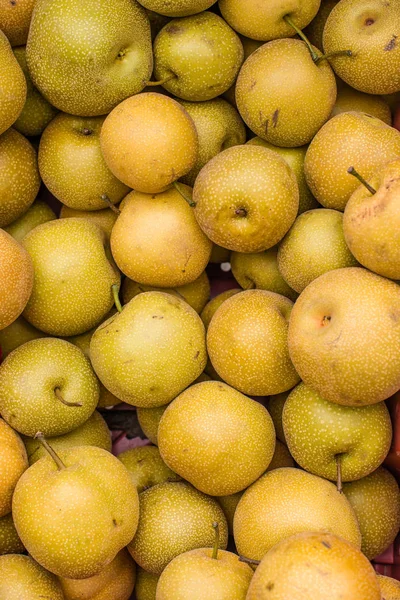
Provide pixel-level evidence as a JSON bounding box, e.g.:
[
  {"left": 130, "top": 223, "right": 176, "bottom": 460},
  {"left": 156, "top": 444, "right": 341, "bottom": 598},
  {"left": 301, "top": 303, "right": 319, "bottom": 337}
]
[
  {"left": 22, "top": 218, "right": 120, "bottom": 337},
  {"left": 135, "top": 567, "right": 159, "bottom": 600},
  {"left": 0, "top": 317, "right": 45, "bottom": 359},
  {"left": 100, "top": 93, "right": 198, "bottom": 193},
  {"left": 137, "top": 405, "right": 168, "bottom": 445},
  {"left": 343, "top": 467, "right": 400, "bottom": 560},
  {"left": 304, "top": 111, "right": 400, "bottom": 210},
  {"left": 266, "top": 393, "right": 289, "bottom": 443},
  {"left": 122, "top": 271, "right": 210, "bottom": 314},
  {"left": 0, "top": 554, "right": 64, "bottom": 600},
  {"left": 283, "top": 383, "right": 392, "bottom": 482},
  {"left": 267, "top": 439, "right": 295, "bottom": 471},
  {"left": 378, "top": 574, "right": 400, "bottom": 600},
  {"left": 138, "top": 0, "right": 217, "bottom": 16},
  {"left": 331, "top": 84, "right": 392, "bottom": 125},
  {"left": 118, "top": 445, "right": 181, "bottom": 492},
  {"left": 90, "top": 292, "right": 207, "bottom": 407},
  {"left": 128, "top": 481, "right": 228, "bottom": 574},
  {"left": 0, "top": 229, "right": 34, "bottom": 330},
  {"left": 158, "top": 381, "right": 276, "bottom": 496},
  {"left": 12, "top": 46, "right": 58, "bottom": 137},
  {"left": 0, "top": 338, "right": 99, "bottom": 437},
  {"left": 0, "top": 513, "right": 24, "bottom": 555},
  {"left": 200, "top": 288, "right": 241, "bottom": 330},
  {"left": 110, "top": 187, "right": 211, "bottom": 287},
  {"left": 207, "top": 290, "right": 300, "bottom": 396},
  {"left": 246, "top": 532, "right": 381, "bottom": 600},
  {"left": 231, "top": 248, "right": 297, "bottom": 300},
  {"left": 236, "top": 39, "right": 336, "bottom": 147},
  {"left": 178, "top": 98, "right": 246, "bottom": 186},
  {"left": 156, "top": 528, "right": 253, "bottom": 600},
  {"left": 0, "top": 128, "right": 41, "bottom": 227},
  {"left": 288, "top": 267, "right": 400, "bottom": 406},
  {"left": 4, "top": 199, "right": 56, "bottom": 243},
  {"left": 193, "top": 145, "right": 299, "bottom": 252},
  {"left": 343, "top": 158, "right": 400, "bottom": 280},
  {"left": 59, "top": 549, "right": 136, "bottom": 600},
  {"left": 153, "top": 12, "right": 243, "bottom": 101},
  {"left": 247, "top": 137, "right": 319, "bottom": 214},
  {"left": 304, "top": 0, "right": 339, "bottom": 50},
  {"left": 26, "top": 0, "right": 153, "bottom": 116},
  {"left": 0, "top": 0, "right": 35, "bottom": 46},
  {"left": 217, "top": 492, "right": 243, "bottom": 535},
  {"left": 323, "top": 0, "right": 400, "bottom": 95},
  {"left": 39, "top": 113, "right": 129, "bottom": 211},
  {"left": 13, "top": 444, "right": 140, "bottom": 579},
  {"left": 233, "top": 467, "right": 361, "bottom": 562},
  {"left": 60, "top": 205, "right": 119, "bottom": 241},
  {"left": 219, "top": 0, "right": 321, "bottom": 41},
  {"left": 0, "top": 419, "right": 28, "bottom": 517},
  {"left": 277, "top": 208, "right": 358, "bottom": 293},
  {"left": 23, "top": 411, "right": 112, "bottom": 464},
  {"left": 0, "top": 31, "right": 26, "bottom": 135}
]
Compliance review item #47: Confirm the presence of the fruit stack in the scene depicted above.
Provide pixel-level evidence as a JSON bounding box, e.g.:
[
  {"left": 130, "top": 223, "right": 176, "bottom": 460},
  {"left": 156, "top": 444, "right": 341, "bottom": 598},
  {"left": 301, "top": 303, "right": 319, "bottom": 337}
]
[{"left": 1, "top": 0, "right": 400, "bottom": 598}]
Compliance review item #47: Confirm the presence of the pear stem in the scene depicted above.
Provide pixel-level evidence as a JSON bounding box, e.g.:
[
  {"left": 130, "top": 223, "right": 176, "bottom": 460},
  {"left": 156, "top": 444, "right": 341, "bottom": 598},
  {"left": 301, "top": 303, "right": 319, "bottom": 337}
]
[
  {"left": 146, "top": 73, "right": 176, "bottom": 86},
  {"left": 315, "top": 49, "right": 353, "bottom": 64},
  {"left": 54, "top": 388, "right": 82, "bottom": 408},
  {"left": 112, "top": 284, "right": 123, "bottom": 313},
  {"left": 336, "top": 455, "right": 343, "bottom": 494},
  {"left": 347, "top": 167, "right": 376, "bottom": 195},
  {"left": 239, "top": 556, "right": 261, "bottom": 566},
  {"left": 212, "top": 522, "right": 220, "bottom": 560},
  {"left": 34, "top": 432, "right": 66, "bottom": 470},
  {"left": 173, "top": 181, "right": 196, "bottom": 207},
  {"left": 283, "top": 15, "right": 318, "bottom": 63},
  {"left": 100, "top": 194, "right": 121, "bottom": 215}
]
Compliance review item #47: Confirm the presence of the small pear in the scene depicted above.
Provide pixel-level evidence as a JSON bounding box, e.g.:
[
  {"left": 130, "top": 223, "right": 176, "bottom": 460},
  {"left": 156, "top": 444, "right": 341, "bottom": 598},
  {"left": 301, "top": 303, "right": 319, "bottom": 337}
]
[
  {"left": 0, "top": 513, "right": 24, "bottom": 555},
  {"left": 0, "top": 419, "right": 28, "bottom": 517},
  {"left": 135, "top": 567, "right": 159, "bottom": 600},
  {"left": 0, "top": 128, "right": 41, "bottom": 227},
  {"left": 200, "top": 288, "right": 241, "bottom": 330},
  {"left": 265, "top": 392, "right": 289, "bottom": 443},
  {"left": 136, "top": 405, "right": 168, "bottom": 445},
  {"left": 138, "top": 0, "right": 217, "bottom": 16},
  {"left": 0, "top": 31, "right": 26, "bottom": 135},
  {"left": 0, "top": 338, "right": 99, "bottom": 437},
  {"left": 0, "top": 316, "right": 45, "bottom": 359},
  {"left": 377, "top": 574, "right": 400, "bottom": 600},
  {"left": 0, "top": 554, "right": 64, "bottom": 600},
  {"left": 4, "top": 199, "right": 56, "bottom": 243},
  {"left": 118, "top": 445, "right": 181, "bottom": 492},
  {"left": 332, "top": 84, "right": 392, "bottom": 125},
  {"left": 0, "top": 0, "right": 35, "bottom": 46},
  {"left": 59, "top": 205, "right": 118, "bottom": 240}
]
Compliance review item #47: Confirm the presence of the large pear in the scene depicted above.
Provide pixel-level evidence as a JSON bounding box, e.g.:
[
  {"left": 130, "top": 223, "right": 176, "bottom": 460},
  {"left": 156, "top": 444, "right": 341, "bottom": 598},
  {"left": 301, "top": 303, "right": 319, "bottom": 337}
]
[
  {"left": 26, "top": 0, "right": 153, "bottom": 116},
  {"left": 0, "top": 555, "right": 64, "bottom": 599},
  {"left": 0, "top": 31, "right": 26, "bottom": 135}
]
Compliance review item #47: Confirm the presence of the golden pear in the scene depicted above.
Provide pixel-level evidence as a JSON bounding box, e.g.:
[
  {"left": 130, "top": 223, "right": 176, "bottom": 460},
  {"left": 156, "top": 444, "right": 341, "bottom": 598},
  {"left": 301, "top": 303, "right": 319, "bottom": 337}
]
[
  {"left": 0, "top": 419, "right": 28, "bottom": 517},
  {"left": 200, "top": 288, "right": 241, "bottom": 330},
  {"left": 0, "top": 31, "right": 26, "bottom": 135},
  {"left": 332, "top": 84, "right": 392, "bottom": 125},
  {"left": 137, "top": 0, "right": 217, "bottom": 16},
  {"left": 135, "top": 567, "right": 159, "bottom": 600},
  {"left": 378, "top": 574, "right": 400, "bottom": 600},
  {"left": 118, "top": 445, "right": 181, "bottom": 493},
  {"left": 0, "top": 0, "right": 35, "bottom": 46},
  {"left": 0, "top": 554, "right": 64, "bottom": 599},
  {"left": 60, "top": 205, "right": 118, "bottom": 241},
  {"left": 0, "top": 513, "right": 24, "bottom": 555},
  {"left": 4, "top": 200, "right": 56, "bottom": 243}
]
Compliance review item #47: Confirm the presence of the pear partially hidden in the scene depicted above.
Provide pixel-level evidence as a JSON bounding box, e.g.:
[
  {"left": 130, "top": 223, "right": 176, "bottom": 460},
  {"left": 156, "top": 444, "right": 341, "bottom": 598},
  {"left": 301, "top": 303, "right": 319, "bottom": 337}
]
[
  {"left": 331, "top": 84, "right": 392, "bottom": 125},
  {"left": 0, "top": 554, "right": 64, "bottom": 600},
  {"left": 0, "top": 419, "right": 28, "bottom": 517},
  {"left": 0, "top": 316, "right": 45, "bottom": 359},
  {"left": 0, "top": 31, "right": 26, "bottom": 135},
  {"left": 118, "top": 445, "right": 181, "bottom": 492},
  {"left": 136, "top": 405, "right": 168, "bottom": 445},
  {"left": 200, "top": 288, "right": 241, "bottom": 330},
  {"left": 0, "top": 0, "right": 35, "bottom": 47},
  {"left": 378, "top": 574, "right": 400, "bottom": 600},
  {"left": 135, "top": 567, "right": 159, "bottom": 600},
  {"left": 0, "top": 513, "right": 24, "bottom": 555},
  {"left": 4, "top": 200, "right": 56, "bottom": 243},
  {"left": 60, "top": 205, "right": 119, "bottom": 241},
  {"left": 138, "top": 0, "right": 217, "bottom": 16}
]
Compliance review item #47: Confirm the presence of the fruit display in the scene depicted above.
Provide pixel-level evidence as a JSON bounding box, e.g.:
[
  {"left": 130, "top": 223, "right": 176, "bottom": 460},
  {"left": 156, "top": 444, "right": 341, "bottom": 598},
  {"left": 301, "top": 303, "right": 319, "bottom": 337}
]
[{"left": 1, "top": 1, "right": 400, "bottom": 599}]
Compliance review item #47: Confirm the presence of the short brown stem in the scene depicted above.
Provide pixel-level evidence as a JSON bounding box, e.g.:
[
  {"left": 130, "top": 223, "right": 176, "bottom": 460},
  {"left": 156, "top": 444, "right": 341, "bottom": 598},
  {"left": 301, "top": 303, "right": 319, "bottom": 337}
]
[
  {"left": 336, "top": 455, "right": 343, "bottom": 494},
  {"left": 212, "top": 522, "right": 220, "bottom": 560},
  {"left": 82, "top": 128, "right": 92, "bottom": 136},
  {"left": 112, "top": 284, "right": 123, "bottom": 313},
  {"left": 239, "top": 556, "right": 261, "bottom": 566},
  {"left": 54, "top": 388, "right": 82, "bottom": 407},
  {"left": 347, "top": 167, "right": 376, "bottom": 195},
  {"left": 34, "top": 432, "right": 66, "bottom": 470},
  {"left": 235, "top": 208, "right": 247, "bottom": 217},
  {"left": 100, "top": 194, "right": 121, "bottom": 215},
  {"left": 173, "top": 182, "right": 196, "bottom": 207},
  {"left": 146, "top": 73, "right": 177, "bottom": 86}
]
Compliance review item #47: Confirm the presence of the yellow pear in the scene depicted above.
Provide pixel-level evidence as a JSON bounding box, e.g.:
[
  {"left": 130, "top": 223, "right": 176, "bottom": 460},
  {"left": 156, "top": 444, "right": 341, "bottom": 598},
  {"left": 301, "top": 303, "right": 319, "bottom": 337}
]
[
  {"left": 110, "top": 187, "right": 211, "bottom": 287},
  {"left": 118, "top": 445, "right": 181, "bottom": 492},
  {"left": 136, "top": 405, "right": 168, "bottom": 445},
  {"left": 0, "top": 229, "right": 33, "bottom": 331},
  {"left": 304, "top": 0, "right": 339, "bottom": 50},
  {"left": 378, "top": 574, "right": 400, "bottom": 600},
  {"left": 0, "top": 316, "right": 45, "bottom": 359},
  {"left": 0, "top": 419, "right": 28, "bottom": 517},
  {"left": 0, "top": 513, "right": 24, "bottom": 555},
  {"left": 0, "top": 554, "right": 64, "bottom": 599},
  {"left": 135, "top": 567, "right": 159, "bottom": 600},
  {"left": 332, "top": 84, "right": 392, "bottom": 125},
  {"left": 60, "top": 205, "right": 119, "bottom": 241},
  {"left": 0, "top": 31, "right": 26, "bottom": 135},
  {"left": 137, "top": 0, "right": 217, "bottom": 16},
  {"left": 100, "top": 93, "right": 198, "bottom": 193},
  {"left": 0, "top": 0, "right": 35, "bottom": 46},
  {"left": 4, "top": 199, "right": 56, "bottom": 243},
  {"left": 158, "top": 381, "right": 276, "bottom": 496},
  {"left": 200, "top": 288, "right": 241, "bottom": 329}
]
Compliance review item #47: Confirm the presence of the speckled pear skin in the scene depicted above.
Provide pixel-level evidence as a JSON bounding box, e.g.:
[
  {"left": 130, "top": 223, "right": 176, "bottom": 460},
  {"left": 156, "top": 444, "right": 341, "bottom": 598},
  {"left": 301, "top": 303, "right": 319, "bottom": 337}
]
[
  {"left": 200, "top": 289, "right": 241, "bottom": 330},
  {"left": 4, "top": 200, "right": 56, "bottom": 244},
  {"left": 156, "top": 547, "right": 253, "bottom": 600},
  {"left": 0, "top": 129, "right": 41, "bottom": 228},
  {"left": 331, "top": 85, "right": 392, "bottom": 125},
  {"left": 0, "top": 338, "right": 99, "bottom": 437},
  {"left": 246, "top": 532, "right": 381, "bottom": 600},
  {"left": 12, "top": 446, "right": 140, "bottom": 580},
  {"left": 60, "top": 206, "right": 118, "bottom": 241},
  {"left": 0, "top": 31, "right": 26, "bottom": 135},
  {"left": 0, "top": 229, "right": 34, "bottom": 331},
  {"left": 158, "top": 381, "right": 276, "bottom": 496},
  {"left": 207, "top": 290, "right": 300, "bottom": 396},
  {"left": 59, "top": 549, "right": 136, "bottom": 600},
  {"left": 136, "top": 405, "right": 167, "bottom": 445},
  {"left": 90, "top": 291, "right": 207, "bottom": 408},
  {"left": 233, "top": 468, "right": 361, "bottom": 562},
  {"left": 118, "top": 445, "right": 181, "bottom": 493},
  {"left": 0, "top": 554, "right": 64, "bottom": 600},
  {"left": 0, "top": 419, "right": 28, "bottom": 517},
  {"left": 304, "top": 112, "right": 400, "bottom": 211},
  {"left": 135, "top": 567, "right": 159, "bottom": 600},
  {"left": 128, "top": 481, "right": 228, "bottom": 575},
  {"left": 219, "top": 0, "right": 320, "bottom": 41},
  {"left": 0, "top": 513, "right": 25, "bottom": 555},
  {"left": 26, "top": 0, "right": 153, "bottom": 116},
  {"left": 377, "top": 573, "right": 400, "bottom": 599},
  {"left": 193, "top": 145, "right": 299, "bottom": 253},
  {"left": 323, "top": 0, "right": 400, "bottom": 95},
  {"left": 283, "top": 383, "right": 392, "bottom": 481},
  {"left": 138, "top": 0, "right": 217, "bottom": 17},
  {"left": 343, "top": 467, "right": 400, "bottom": 560},
  {"left": 288, "top": 267, "right": 400, "bottom": 407},
  {"left": 22, "top": 218, "right": 120, "bottom": 337}
]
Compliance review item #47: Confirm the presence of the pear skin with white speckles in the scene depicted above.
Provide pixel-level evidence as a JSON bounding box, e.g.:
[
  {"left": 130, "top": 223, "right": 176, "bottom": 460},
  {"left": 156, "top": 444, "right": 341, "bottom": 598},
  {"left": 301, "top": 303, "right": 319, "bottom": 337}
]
[
  {"left": 288, "top": 267, "right": 400, "bottom": 406},
  {"left": 138, "top": 0, "right": 217, "bottom": 17},
  {"left": 22, "top": 218, "right": 120, "bottom": 337},
  {"left": 207, "top": 290, "right": 300, "bottom": 396},
  {"left": 158, "top": 381, "right": 276, "bottom": 495},
  {"left": 233, "top": 468, "right": 361, "bottom": 562},
  {"left": 343, "top": 467, "right": 400, "bottom": 560},
  {"left": 136, "top": 405, "right": 168, "bottom": 445},
  {"left": 12, "top": 445, "right": 140, "bottom": 579},
  {"left": 245, "top": 532, "right": 380, "bottom": 600},
  {"left": 128, "top": 481, "right": 228, "bottom": 575},
  {"left": 26, "top": 0, "right": 153, "bottom": 116},
  {"left": 0, "top": 554, "right": 64, "bottom": 599},
  {"left": 118, "top": 445, "right": 181, "bottom": 493},
  {"left": 0, "top": 0, "right": 35, "bottom": 47},
  {"left": 0, "top": 513, "right": 24, "bottom": 555},
  {"left": 60, "top": 205, "right": 118, "bottom": 241},
  {"left": 4, "top": 200, "right": 56, "bottom": 243},
  {"left": 331, "top": 84, "right": 392, "bottom": 125},
  {"left": 378, "top": 574, "right": 400, "bottom": 599},
  {"left": 135, "top": 567, "right": 159, "bottom": 600},
  {"left": 200, "top": 288, "right": 241, "bottom": 330},
  {"left": 0, "top": 31, "right": 26, "bottom": 135},
  {"left": 90, "top": 291, "right": 207, "bottom": 407},
  {"left": 0, "top": 419, "right": 28, "bottom": 517},
  {"left": 193, "top": 145, "right": 299, "bottom": 252}
]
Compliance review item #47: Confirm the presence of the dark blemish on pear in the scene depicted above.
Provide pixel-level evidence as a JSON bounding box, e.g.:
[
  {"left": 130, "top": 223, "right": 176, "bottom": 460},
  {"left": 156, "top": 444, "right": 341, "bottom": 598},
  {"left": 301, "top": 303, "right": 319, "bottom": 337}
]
[
  {"left": 10, "top": 0, "right": 16, "bottom": 5},
  {"left": 322, "top": 540, "right": 332, "bottom": 549},
  {"left": 364, "top": 18, "right": 375, "bottom": 26},
  {"left": 194, "top": 351, "right": 200, "bottom": 359},
  {"left": 249, "top": 80, "right": 256, "bottom": 90},
  {"left": 82, "top": 128, "right": 92, "bottom": 136},
  {"left": 272, "top": 109, "right": 280, "bottom": 128},
  {"left": 390, "top": 311, "right": 400, "bottom": 323},
  {"left": 266, "top": 582, "right": 274, "bottom": 590},
  {"left": 152, "top": 315, "right": 164, "bottom": 319},
  {"left": 385, "top": 35, "right": 398, "bottom": 51},
  {"left": 264, "top": 119, "right": 269, "bottom": 135},
  {"left": 166, "top": 24, "right": 183, "bottom": 35}
]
